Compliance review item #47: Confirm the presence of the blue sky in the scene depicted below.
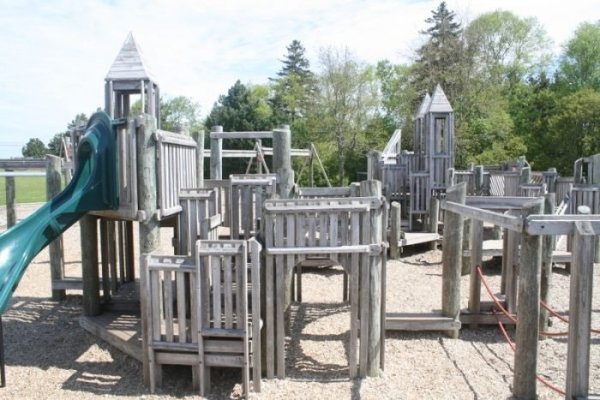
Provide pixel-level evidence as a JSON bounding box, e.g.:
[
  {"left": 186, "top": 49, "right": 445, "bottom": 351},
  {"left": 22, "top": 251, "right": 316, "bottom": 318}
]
[{"left": 0, "top": 0, "right": 596, "bottom": 158}]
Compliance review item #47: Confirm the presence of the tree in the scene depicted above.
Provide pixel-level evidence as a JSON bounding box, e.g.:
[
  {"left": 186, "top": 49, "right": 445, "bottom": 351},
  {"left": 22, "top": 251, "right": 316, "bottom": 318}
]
[
  {"left": 47, "top": 133, "right": 68, "bottom": 156},
  {"left": 270, "top": 40, "right": 317, "bottom": 126},
  {"left": 160, "top": 96, "right": 203, "bottom": 135},
  {"left": 465, "top": 11, "right": 551, "bottom": 86},
  {"left": 557, "top": 21, "right": 600, "bottom": 92},
  {"left": 205, "top": 81, "right": 274, "bottom": 176},
  {"left": 205, "top": 80, "right": 272, "bottom": 132},
  {"left": 548, "top": 89, "right": 600, "bottom": 174},
  {"left": 22, "top": 138, "right": 47, "bottom": 158},
  {"left": 312, "top": 47, "right": 379, "bottom": 184},
  {"left": 412, "top": 1, "right": 465, "bottom": 100}
]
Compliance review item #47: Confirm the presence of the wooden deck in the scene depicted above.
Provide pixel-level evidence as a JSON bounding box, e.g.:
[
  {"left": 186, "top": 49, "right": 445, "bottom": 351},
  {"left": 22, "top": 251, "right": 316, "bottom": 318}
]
[
  {"left": 80, "top": 311, "right": 143, "bottom": 362},
  {"left": 462, "top": 239, "right": 572, "bottom": 262},
  {"left": 400, "top": 232, "right": 440, "bottom": 247}
]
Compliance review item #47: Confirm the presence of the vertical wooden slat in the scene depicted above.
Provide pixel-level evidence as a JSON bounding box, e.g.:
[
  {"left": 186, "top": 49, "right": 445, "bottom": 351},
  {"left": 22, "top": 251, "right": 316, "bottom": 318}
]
[
  {"left": 349, "top": 211, "right": 360, "bottom": 378},
  {"left": 224, "top": 254, "right": 233, "bottom": 329},
  {"left": 359, "top": 205, "right": 370, "bottom": 377},
  {"left": 566, "top": 221, "right": 595, "bottom": 399},
  {"left": 265, "top": 213, "right": 275, "bottom": 378},
  {"left": 275, "top": 212, "right": 285, "bottom": 378},
  {"left": 211, "top": 255, "right": 222, "bottom": 329},
  {"left": 250, "top": 239, "right": 262, "bottom": 392},
  {"left": 164, "top": 270, "right": 174, "bottom": 342},
  {"left": 176, "top": 270, "right": 187, "bottom": 343}
]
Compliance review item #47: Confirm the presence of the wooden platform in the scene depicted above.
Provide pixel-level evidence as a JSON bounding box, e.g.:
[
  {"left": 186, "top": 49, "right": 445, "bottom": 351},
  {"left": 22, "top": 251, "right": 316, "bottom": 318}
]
[
  {"left": 80, "top": 312, "right": 143, "bottom": 362},
  {"left": 400, "top": 232, "right": 441, "bottom": 247},
  {"left": 462, "top": 239, "right": 572, "bottom": 262},
  {"left": 386, "top": 312, "right": 460, "bottom": 331}
]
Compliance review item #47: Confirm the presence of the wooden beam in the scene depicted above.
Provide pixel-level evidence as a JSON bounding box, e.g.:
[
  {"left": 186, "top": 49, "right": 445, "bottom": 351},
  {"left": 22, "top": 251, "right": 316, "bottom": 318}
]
[
  {"left": 526, "top": 215, "right": 600, "bottom": 235},
  {"left": 441, "top": 200, "right": 523, "bottom": 231}
]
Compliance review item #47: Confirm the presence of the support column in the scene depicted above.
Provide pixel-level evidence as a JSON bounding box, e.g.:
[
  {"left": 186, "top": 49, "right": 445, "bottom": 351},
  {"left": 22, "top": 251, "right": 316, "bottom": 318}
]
[
  {"left": 5, "top": 170, "right": 15, "bottom": 229},
  {"left": 360, "top": 180, "right": 383, "bottom": 377},
  {"left": 513, "top": 200, "right": 543, "bottom": 400},
  {"left": 539, "top": 193, "right": 556, "bottom": 336},
  {"left": 196, "top": 129, "right": 205, "bottom": 187},
  {"left": 273, "top": 125, "right": 293, "bottom": 198},
  {"left": 137, "top": 115, "right": 160, "bottom": 386},
  {"left": 210, "top": 126, "right": 223, "bottom": 180},
  {"left": 566, "top": 221, "right": 595, "bottom": 399},
  {"left": 441, "top": 182, "right": 467, "bottom": 338},
  {"left": 81, "top": 214, "right": 100, "bottom": 316},
  {"left": 47, "top": 155, "right": 65, "bottom": 300}
]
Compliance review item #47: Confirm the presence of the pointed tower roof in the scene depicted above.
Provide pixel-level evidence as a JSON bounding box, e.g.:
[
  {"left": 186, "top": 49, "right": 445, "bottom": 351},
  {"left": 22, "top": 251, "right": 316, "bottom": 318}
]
[
  {"left": 106, "top": 33, "right": 156, "bottom": 81},
  {"left": 427, "top": 84, "right": 453, "bottom": 113},
  {"left": 416, "top": 93, "right": 431, "bottom": 119}
]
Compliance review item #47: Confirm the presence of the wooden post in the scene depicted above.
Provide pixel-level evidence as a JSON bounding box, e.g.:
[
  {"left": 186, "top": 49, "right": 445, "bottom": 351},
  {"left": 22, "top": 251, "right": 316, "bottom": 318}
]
[
  {"left": 367, "top": 151, "right": 382, "bottom": 181},
  {"left": 273, "top": 125, "right": 292, "bottom": 198},
  {"left": 5, "top": 170, "right": 15, "bottom": 228},
  {"left": 539, "top": 193, "right": 556, "bottom": 336},
  {"left": 390, "top": 202, "right": 402, "bottom": 259},
  {"left": 81, "top": 214, "right": 100, "bottom": 316},
  {"left": 461, "top": 219, "right": 471, "bottom": 276},
  {"left": 429, "top": 196, "right": 439, "bottom": 250},
  {"left": 46, "top": 155, "right": 65, "bottom": 300},
  {"left": 441, "top": 182, "right": 467, "bottom": 338},
  {"left": 210, "top": 126, "right": 223, "bottom": 180},
  {"left": 196, "top": 129, "right": 204, "bottom": 187},
  {"left": 360, "top": 180, "right": 383, "bottom": 377},
  {"left": 474, "top": 165, "right": 484, "bottom": 195},
  {"left": 566, "top": 220, "right": 595, "bottom": 399},
  {"left": 137, "top": 115, "right": 160, "bottom": 386},
  {"left": 513, "top": 200, "right": 543, "bottom": 400},
  {"left": 468, "top": 218, "right": 483, "bottom": 328}
]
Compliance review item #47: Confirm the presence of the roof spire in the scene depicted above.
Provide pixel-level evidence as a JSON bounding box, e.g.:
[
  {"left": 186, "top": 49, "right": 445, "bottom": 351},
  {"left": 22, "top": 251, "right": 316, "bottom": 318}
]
[
  {"left": 427, "top": 84, "right": 453, "bottom": 113},
  {"left": 105, "top": 32, "right": 156, "bottom": 81}
]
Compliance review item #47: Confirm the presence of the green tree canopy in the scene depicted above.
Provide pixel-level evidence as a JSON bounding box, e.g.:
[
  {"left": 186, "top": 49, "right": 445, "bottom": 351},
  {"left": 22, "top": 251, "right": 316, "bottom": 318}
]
[
  {"left": 22, "top": 138, "right": 48, "bottom": 158},
  {"left": 160, "top": 96, "right": 203, "bottom": 136},
  {"left": 558, "top": 21, "right": 600, "bottom": 92}
]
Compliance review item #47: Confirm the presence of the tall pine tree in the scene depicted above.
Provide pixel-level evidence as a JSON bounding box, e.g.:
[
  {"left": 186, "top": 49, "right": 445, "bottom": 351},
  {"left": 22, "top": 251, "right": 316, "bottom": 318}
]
[{"left": 412, "top": 1, "right": 464, "bottom": 102}]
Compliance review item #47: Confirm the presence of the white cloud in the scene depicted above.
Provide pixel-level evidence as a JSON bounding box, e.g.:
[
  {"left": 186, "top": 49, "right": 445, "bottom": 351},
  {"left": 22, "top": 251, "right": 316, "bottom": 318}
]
[{"left": 0, "top": 0, "right": 596, "bottom": 158}]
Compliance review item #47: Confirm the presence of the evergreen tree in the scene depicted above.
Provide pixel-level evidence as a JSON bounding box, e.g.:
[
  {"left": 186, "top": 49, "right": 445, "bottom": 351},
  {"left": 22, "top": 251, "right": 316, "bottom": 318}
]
[
  {"left": 412, "top": 1, "right": 464, "bottom": 101},
  {"left": 270, "top": 40, "right": 316, "bottom": 126}
]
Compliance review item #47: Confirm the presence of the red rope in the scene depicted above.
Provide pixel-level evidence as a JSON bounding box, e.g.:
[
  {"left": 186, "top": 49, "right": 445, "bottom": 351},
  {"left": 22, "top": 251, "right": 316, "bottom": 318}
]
[
  {"left": 476, "top": 267, "right": 516, "bottom": 323},
  {"left": 479, "top": 267, "right": 566, "bottom": 395},
  {"left": 541, "top": 300, "right": 600, "bottom": 335},
  {"left": 492, "top": 310, "right": 566, "bottom": 396}
]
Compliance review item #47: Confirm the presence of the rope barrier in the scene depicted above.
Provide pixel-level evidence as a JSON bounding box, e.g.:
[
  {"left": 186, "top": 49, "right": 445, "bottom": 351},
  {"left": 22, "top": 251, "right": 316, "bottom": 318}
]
[
  {"left": 541, "top": 300, "right": 600, "bottom": 335},
  {"left": 491, "top": 309, "right": 566, "bottom": 396}
]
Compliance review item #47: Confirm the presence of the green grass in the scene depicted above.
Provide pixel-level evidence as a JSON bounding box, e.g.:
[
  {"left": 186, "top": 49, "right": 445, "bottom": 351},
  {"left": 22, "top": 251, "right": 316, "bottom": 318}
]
[{"left": 0, "top": 174, "right": 50, "bottom": 205}]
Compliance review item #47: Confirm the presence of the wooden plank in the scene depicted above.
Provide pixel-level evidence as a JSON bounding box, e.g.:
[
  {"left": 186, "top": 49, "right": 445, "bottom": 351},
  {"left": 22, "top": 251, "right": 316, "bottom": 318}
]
[
  {"left": 224, "top": 255, "right": 233, "bottom": 329},
  {"left": 349, "top": 212, "right": 359, "bottom": 378},
  {"left": 468, "top": 219, "right": 483, "bottom": 328},
  {"left": 566, "top": 221, "right": 595, "bottom": 399},
  {"left": 385, "top": 313, "right": 461, "bottom": 331},
  {"left": 275, "top": 212, "right": 285, "bottom": 378},
  {"left": 264, "top": 214, "right": 275, "bottom": 379},
  {"left": 441, "top": 200, "right": 523, "bottom": 231},
  {"left": 526, "top": 215, "right": 600, "bottom": 235},
  {"left": 266, "top": 245, "right": 373, "bottom": 255}
]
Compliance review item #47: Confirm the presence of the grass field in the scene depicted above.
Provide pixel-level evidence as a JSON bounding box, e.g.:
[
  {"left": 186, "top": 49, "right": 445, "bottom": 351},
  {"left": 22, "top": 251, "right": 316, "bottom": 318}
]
[{"left": 0, "top": 174, "right": 51, "bottom": 205}]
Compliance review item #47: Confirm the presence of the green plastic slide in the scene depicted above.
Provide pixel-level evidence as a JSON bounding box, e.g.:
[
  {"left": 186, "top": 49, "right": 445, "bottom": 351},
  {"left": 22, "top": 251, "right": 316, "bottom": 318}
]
[{"left": 0, "top": 111, "right": 119, "bottom": 313}]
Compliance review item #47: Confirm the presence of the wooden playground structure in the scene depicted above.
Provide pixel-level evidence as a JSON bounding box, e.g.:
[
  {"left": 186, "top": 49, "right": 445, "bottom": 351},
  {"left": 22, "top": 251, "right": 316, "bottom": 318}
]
[{"left": 3, "top": 34, "right": 600, "bottom": 399}]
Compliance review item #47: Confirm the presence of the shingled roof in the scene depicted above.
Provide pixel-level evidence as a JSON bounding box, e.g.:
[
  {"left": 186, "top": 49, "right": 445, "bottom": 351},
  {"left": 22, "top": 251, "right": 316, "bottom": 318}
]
[
  {"left": 427, "top": 84, "right": 453, "bottom": 113},
  {"left": 106, "top": 33, "right": 156, "bottom": 81},
  {"left": 416, "top": 93, "right": 431, "bottom": 118}
]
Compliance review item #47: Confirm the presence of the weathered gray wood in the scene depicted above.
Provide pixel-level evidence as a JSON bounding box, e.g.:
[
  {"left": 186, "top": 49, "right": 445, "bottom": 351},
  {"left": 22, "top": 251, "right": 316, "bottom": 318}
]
[
  {"left": 566, "top": 221, "right": 595, "bottom": 399},
  {"left": 360, "top": 180, "right": 383, "bottom": 377},
  {"left": 5, "top": 170, "right": 15, "bottom": 228},
  {"left": 389, "top": 202, "right": 402, "bottom": 259},
  {"left": 386, "top": 313, "right": 461, "bottom": 331},
  {"left": 539, "top": 193, "right": 556, "bottom": 336},
  {"left": 196, "top": 130, "right": 205, "bottom": 187},
  {"left": 210, "top": 126, "right": 223, "bottom": 180},
  {"left": 81, "top": 215, "right": 100, "bottom": 316},
  {"left": 429, "top": 196, "right": 440, "bottom": 250},
  {"left": 137, "top": 115, "right": 160, "bottom": 386},
  {"left": 441, "top": 200, "right": 522, "bottom": 231},
  {"left": 513, "top": 201, "right": 543, "bottom": 400},
  {"left": 367, "top": 150, "right": 382, "bottom": 181},
  {"left": 273, "top": 126, "right": 292, "bottom": 198},
  {"left": 441, "top": 183, "right": 467, "bottom": 338},
  {"left": 465, "top": 196, "right": 540, "bottom": 209},
  {"left": 46, "top": 155, "right": 65, "bottom": 300},
  {"left": 468, "top": 219, "right": 483, "bottom": 329},
  {"left": 526, "top": 215, "right": 600, "bottom": 235}
]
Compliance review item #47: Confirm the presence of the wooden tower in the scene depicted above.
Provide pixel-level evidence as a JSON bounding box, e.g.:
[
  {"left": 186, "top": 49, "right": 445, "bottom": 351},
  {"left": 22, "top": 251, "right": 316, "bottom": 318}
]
[
  {"left": 413, "top": 92, "right": 431, "bottom": 171},
  {"left": 423, "top": 84, "right": 454, "bottom": 189},
  {"left": 105, "top": 33, "right": 160, "bottom": 124}
]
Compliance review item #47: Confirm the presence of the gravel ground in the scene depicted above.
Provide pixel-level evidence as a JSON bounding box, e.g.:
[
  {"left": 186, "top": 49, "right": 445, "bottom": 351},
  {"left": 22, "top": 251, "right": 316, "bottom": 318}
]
[{"left": 0, "top": 204, "right": 598, "bottom": 399}]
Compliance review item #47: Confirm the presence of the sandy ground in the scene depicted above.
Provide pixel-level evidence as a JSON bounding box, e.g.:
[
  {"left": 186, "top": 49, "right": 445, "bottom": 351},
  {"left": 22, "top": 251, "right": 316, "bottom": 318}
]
[{"left": 0, "top": 203, "right": 598, "bottom": 399}]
